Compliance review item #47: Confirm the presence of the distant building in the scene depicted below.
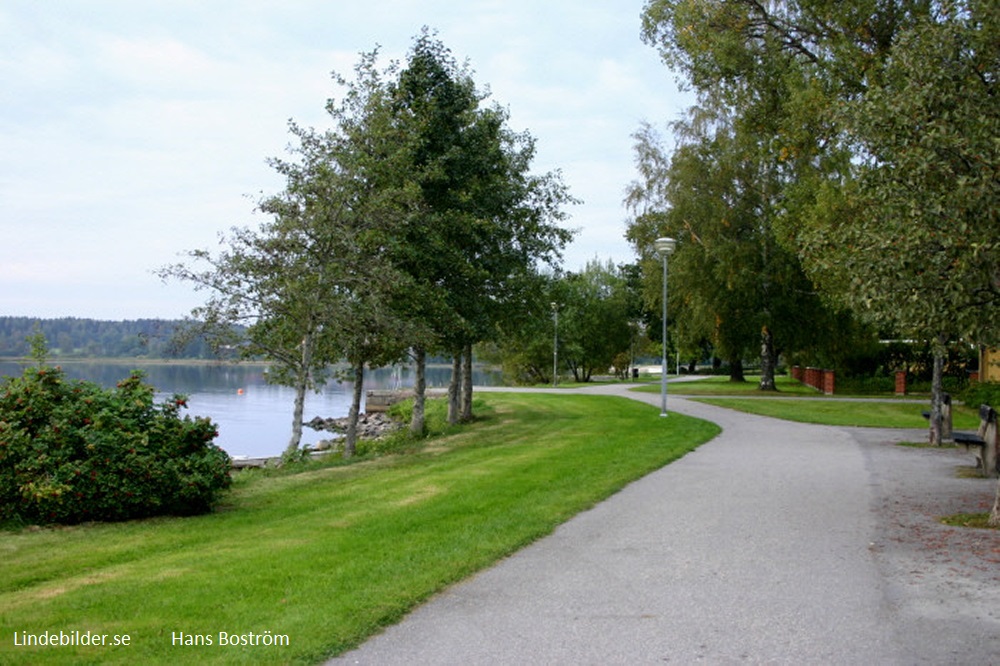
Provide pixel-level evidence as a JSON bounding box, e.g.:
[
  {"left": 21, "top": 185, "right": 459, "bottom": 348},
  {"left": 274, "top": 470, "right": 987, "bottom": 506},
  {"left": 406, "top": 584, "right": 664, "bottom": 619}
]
[{"left": 980, "top": 348, "right": 1000, "bottom": 383}]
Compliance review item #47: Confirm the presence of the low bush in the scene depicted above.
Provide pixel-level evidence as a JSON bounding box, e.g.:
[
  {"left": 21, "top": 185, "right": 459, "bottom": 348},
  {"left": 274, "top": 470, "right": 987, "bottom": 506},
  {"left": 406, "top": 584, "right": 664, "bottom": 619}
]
[
  {"left": 835, "top": 375, "right": 896, "bottom": 395},
  {"left": 906, "top": 375, "right": 969, "bottom": 395},
  {"left": 0, "top": 365, "right": 231, "bottom": 525},
  {"left": 959, "top": 382, "right": 1000, "bottom": 409}
]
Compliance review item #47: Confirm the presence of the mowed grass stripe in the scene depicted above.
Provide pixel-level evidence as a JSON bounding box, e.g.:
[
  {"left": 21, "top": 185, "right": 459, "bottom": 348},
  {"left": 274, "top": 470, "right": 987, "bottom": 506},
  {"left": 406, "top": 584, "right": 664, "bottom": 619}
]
[
  {"left": 694, "top": 397, "right": 981, "bottom": 429},
  {"left": 0, "top": 392, "right": 719, "bottom": 665}
]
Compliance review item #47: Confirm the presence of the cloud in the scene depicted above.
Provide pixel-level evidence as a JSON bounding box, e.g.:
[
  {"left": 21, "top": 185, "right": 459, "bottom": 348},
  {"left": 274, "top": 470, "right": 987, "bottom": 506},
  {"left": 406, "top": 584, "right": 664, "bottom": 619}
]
[
  {"left": 98, "top": 36, "right": 222, "bottom": 89},
  {"left": 0, "top": 0, "right": 690, "bottom": 318}
]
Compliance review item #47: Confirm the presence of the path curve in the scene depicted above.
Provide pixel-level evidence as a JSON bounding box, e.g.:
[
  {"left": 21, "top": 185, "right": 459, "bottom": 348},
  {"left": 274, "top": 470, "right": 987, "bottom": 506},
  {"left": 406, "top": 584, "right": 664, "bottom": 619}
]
[{"left": 331, "top": 383, "right": 1000, "bottom": 664}]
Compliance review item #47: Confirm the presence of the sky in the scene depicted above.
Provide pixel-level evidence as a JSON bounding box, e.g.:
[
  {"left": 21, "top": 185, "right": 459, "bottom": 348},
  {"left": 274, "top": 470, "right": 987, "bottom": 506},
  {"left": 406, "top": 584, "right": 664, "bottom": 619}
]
[{"left": 1, "top": 1, "right": 690, "bottom": 321}]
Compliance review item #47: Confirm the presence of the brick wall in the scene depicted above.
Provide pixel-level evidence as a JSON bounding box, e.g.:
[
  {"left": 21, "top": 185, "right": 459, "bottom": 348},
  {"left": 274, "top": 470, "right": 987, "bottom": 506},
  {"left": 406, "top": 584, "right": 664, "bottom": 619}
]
[{"left": 792, "top": 365, "right": 835, "bottom": 395}]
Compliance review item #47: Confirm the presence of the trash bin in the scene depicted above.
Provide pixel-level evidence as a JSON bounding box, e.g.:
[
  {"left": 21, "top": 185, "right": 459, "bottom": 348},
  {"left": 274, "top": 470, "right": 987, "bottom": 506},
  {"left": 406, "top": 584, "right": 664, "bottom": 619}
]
[{"left": 632, "top": 368, "right": 639, "bottom": 379}]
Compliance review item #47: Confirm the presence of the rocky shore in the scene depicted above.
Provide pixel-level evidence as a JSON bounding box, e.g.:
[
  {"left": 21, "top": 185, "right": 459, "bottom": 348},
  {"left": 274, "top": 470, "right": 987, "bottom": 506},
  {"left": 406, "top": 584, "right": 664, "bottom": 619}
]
[{"left": 305, "top": 412, "right": 402, "bottom": 450}]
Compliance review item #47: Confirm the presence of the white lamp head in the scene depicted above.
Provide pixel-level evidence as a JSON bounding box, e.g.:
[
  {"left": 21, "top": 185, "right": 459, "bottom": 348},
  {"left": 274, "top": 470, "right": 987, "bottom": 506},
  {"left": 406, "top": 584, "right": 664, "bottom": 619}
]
[{"left": 654, "top": 237, "right": 676, "bottom": 257}]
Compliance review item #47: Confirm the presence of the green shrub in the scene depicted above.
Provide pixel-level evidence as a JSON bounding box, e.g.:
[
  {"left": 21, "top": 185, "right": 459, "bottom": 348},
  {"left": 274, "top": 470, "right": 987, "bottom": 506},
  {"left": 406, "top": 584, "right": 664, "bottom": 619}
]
[
  {"left": 959, "top": 382, "right": 1000, "bottom": 410},
  {"left": 0, "top": 365, "right": 231, "bottom": 525},
  {"left": 834, "top": 375, "right": 896, "bottom": 395},
  {"left": 907, "top": 375, "right": 969, "bottom": 395}
]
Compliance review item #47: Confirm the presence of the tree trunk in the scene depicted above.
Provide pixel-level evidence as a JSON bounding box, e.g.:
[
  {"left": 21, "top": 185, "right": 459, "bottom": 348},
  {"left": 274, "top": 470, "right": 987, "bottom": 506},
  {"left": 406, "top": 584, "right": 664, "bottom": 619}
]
[
  {"left": 461, "top": 342, "right": 473, "bottom": 422},
  {"left": 344, "top": 362, "right": 364, "bottom": 458},
  {"left": 929, "top": 340, "right": 945, "bottom": 446},
  {"left": 729, "top": 357, "right": 745, "bottom": 383},
  {"left": 759, "top": 326, "right": 777, "bottom": 391},
  {"left": 410, "top": 346, "right": 426, "bottom": 436},
  {"left": 447, "top": 352, "right": 461, "bottom": 425},
  {"left": 284, "top": 333, "right": 313, "bottom": 457},
  {"left": 286, "top": 377, "right": 307, "bottom": 457},
  {"left": 989, "top": 477, "right": 1000, "bottom": 527}
]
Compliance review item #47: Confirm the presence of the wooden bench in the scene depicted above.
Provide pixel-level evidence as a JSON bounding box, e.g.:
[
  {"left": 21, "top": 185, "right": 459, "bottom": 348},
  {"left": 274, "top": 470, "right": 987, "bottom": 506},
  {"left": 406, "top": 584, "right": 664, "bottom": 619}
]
[{"left": 952, "top": 404, "right": 998, "bottom": 478}]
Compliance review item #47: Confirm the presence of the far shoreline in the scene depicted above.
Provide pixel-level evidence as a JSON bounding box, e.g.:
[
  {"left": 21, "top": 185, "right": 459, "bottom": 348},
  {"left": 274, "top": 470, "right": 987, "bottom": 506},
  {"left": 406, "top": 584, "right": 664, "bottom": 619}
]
[{"left": 0, "top": 356, "right": 260, "bottom": 366}]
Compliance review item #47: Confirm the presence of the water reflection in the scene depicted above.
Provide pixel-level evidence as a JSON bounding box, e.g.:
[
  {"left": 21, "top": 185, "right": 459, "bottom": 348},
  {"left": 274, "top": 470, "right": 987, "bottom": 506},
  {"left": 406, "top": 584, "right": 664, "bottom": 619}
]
[{"left": 0, "top": 361, "right": 500, "bottom": 459}]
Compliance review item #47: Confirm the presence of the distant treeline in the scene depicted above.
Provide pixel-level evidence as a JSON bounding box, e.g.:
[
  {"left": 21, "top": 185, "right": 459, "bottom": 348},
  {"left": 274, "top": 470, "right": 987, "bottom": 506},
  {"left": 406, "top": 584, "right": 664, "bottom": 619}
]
[{"left": 0, "top": 317, "right": 217, "bottom": 359}]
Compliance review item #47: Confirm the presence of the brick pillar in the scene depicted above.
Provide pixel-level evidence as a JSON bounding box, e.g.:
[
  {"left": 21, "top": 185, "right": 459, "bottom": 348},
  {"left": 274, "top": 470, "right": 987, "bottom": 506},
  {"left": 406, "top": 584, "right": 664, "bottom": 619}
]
[
  {"left": 823, "top": 370, "right": 835, "bottom": 395},
  {"left": 895, "top": 371, "right": 906, "bottom": 396},
  {"left": 806, "top": 367, "right": 820, "bottom": 390}
]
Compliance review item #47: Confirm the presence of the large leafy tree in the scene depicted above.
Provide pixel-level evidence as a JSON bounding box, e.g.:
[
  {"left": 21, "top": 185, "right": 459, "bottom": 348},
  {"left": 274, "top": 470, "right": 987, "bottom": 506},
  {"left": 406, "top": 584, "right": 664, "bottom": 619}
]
[
  {"left": 640, "top": 0, "right": 997, "bottom": 430},
  {"left": 260, "top": 125, "right": 413, "bottom": 457},
  {"left": 636, "top": 0, "right": 859, "bottom": 389},
  {"left": 160, "top": 204, "right": 370, "bottom": 456},
  {"left": 485, "top": 263, "right": 643, "bottom": 384},
  {"left": 799, "top": 6, "right": 999, "bottom": 442},
  {"left": 559, "top": 259, "right": 636, "bottom": 383},
  {"left": 799, "top": 8, "right": 999, "bottom": 336},
  {"left": 626, "top": 114, "right": 826, "bottom": 387},
  {"left": 480, "top": 271, "right": 562, "bottom": 386},
  {"left": 160, "top": 53, "right": 410, "bottom": 458},
  {"left": 165, "top": 31, "right": 575, "bottom": 453},
  {"left": 378, "top": 31, "right": 574, "bottom": 431}
]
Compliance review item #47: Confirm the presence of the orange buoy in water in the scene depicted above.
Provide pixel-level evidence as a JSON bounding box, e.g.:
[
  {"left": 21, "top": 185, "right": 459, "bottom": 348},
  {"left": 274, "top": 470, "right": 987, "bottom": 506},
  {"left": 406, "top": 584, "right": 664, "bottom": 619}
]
[{"left": 237, "top": 388, "right": 244, "bottom": 395}]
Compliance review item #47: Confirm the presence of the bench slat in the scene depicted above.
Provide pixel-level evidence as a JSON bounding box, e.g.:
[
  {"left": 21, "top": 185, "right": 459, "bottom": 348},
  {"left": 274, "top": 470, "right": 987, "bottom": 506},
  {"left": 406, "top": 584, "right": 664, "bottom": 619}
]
[{"left": 953, "top": 432, "right": 985, "bottom": 447}]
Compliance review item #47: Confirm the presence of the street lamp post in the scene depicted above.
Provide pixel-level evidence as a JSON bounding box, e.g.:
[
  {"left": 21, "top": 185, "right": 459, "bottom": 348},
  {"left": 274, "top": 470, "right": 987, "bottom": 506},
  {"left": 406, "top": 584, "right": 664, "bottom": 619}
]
[
  {"left": 551, "top": 302, "right": 558, "bottom": 388},
  {"left": 654, "top": 237, "right": 676, "bottom": 416}
]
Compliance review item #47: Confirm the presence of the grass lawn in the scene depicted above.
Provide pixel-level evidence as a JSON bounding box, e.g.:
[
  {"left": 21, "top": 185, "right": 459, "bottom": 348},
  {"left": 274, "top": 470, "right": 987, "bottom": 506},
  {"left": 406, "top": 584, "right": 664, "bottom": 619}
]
[
  {"left": 0, "top": 393, "right": 719, "bottom": 665},
  {"left": 633, "top": 374, "right": 983, "bottom": 429},
  {"left": 692, "top": 397, "right": 981, "bottom": 429},
  {"left": 634, "top": 375, "right": 819, "bottom": 396}
]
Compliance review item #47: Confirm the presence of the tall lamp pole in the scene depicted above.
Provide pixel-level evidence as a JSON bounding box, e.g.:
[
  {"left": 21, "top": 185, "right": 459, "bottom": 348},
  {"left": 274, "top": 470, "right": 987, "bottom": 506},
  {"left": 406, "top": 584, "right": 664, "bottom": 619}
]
[
  {"left": 551, "top": 302, "right": 559, "bottom": 388},
  {"left": 654, "top": 237, "right": 676, "bottom": 416}
]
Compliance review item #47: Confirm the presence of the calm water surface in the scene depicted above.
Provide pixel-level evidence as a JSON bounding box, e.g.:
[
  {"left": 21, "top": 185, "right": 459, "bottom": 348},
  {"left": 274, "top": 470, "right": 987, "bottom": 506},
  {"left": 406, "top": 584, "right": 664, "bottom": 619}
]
[{"left": 0, "top": 361, "right": 500, "bottom": 459}]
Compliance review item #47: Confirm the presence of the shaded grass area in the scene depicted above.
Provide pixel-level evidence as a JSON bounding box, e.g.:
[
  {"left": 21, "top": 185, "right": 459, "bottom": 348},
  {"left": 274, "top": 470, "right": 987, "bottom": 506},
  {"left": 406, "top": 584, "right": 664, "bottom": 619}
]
[
  {"left": 0, "top": 393, "right": 719, "bottom": 665},
  {"left": 691, "top": 397, "right": 981, "bottom": 429},
  {"left": 940, "top": 513, "right": 999, "bottom": 530}
]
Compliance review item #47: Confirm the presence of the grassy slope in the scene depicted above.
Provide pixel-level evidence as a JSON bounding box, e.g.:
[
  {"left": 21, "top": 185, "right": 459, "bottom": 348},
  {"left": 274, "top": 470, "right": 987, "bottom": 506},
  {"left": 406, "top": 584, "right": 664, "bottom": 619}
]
[{"left": 0, "top": 393, "right": 719, "bottom": 665}]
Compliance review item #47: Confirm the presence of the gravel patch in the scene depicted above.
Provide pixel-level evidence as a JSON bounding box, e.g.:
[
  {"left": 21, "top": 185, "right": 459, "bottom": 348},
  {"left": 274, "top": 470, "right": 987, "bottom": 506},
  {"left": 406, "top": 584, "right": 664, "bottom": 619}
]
[{"left": 855, "top": 428, "right": 1000, "bottom": 664}]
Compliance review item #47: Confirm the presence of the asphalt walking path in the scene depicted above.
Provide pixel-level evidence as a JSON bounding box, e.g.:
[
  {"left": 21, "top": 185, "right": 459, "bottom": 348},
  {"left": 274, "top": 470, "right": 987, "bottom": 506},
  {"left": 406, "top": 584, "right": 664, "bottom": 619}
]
[{"left": 331, "top": 383, "right": 1000, "bottom": 665}]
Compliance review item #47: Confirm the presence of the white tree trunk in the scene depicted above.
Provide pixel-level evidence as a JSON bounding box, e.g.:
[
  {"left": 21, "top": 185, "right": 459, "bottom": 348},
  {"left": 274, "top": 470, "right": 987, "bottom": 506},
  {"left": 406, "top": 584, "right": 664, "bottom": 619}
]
[
  {"left": 929, "top": 342, "right": 945, "bottom": 446},
  {"left": 759, "top": 326, "right": 777, "bottom": 391},
  {"left": 284, "top": 333, "right": 313, "bottom": 457}
]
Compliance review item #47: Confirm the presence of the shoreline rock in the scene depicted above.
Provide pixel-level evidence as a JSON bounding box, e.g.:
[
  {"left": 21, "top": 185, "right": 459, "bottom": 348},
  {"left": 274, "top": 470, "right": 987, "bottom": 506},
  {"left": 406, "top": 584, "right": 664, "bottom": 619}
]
[{"left": 305, "top": 412, "right": 402, "bottom": 442}]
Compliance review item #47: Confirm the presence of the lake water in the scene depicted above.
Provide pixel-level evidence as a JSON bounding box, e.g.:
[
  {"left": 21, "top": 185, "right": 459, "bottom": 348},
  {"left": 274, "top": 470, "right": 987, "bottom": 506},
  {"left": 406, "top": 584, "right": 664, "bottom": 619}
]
[{"left": 0, "top": 361, "right": 500, "bottom": 459}]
